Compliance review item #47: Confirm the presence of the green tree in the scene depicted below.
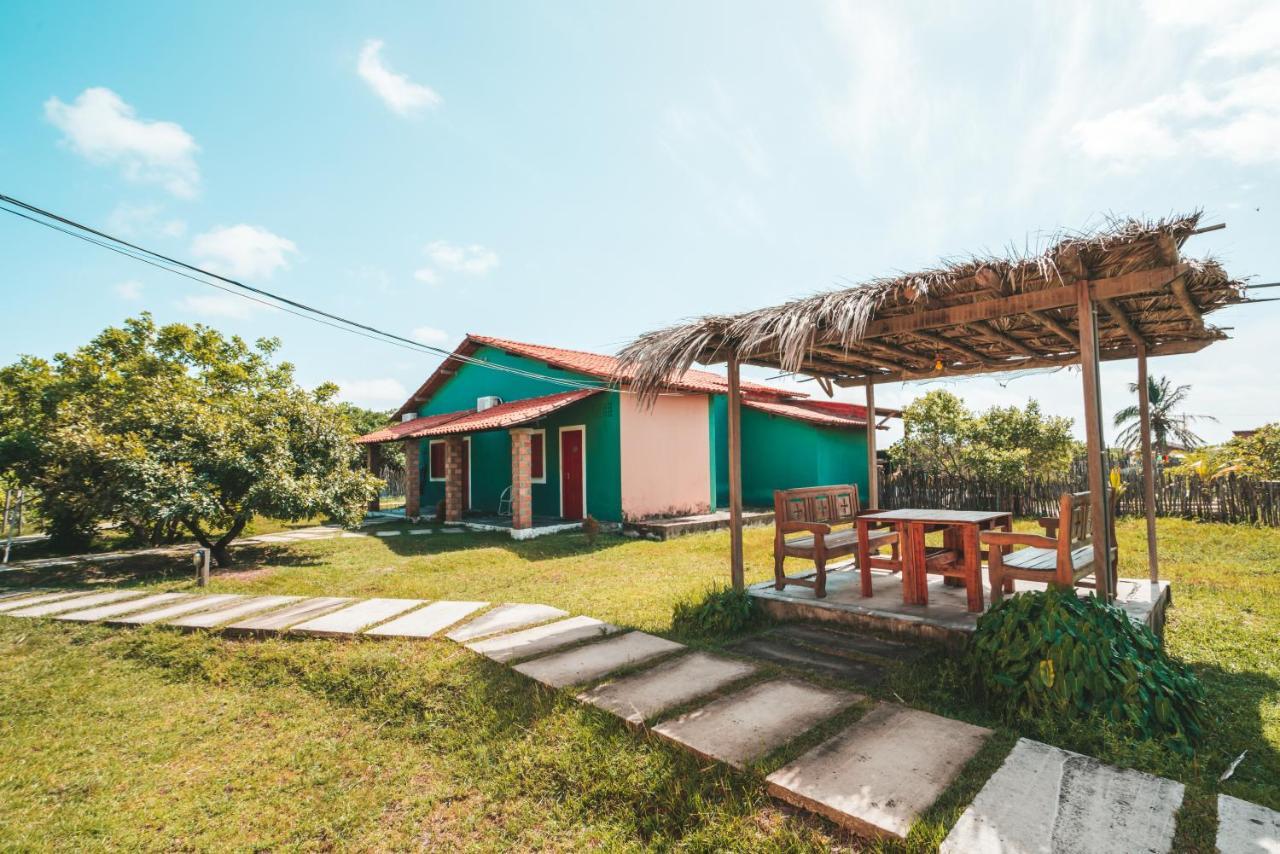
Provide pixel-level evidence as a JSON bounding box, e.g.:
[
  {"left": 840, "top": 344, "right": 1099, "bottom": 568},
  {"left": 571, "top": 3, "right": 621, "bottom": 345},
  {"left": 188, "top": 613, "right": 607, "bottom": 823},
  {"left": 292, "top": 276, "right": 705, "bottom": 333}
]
[
  {"left": 1113, "top": 375, "right": 1215, "bottom": 454},
  {"left": 0, "top": 315, "right": 379, "bottom": 563},
  {"left": 1226, "top": 423, "right": 1280, "bottom": 479}
]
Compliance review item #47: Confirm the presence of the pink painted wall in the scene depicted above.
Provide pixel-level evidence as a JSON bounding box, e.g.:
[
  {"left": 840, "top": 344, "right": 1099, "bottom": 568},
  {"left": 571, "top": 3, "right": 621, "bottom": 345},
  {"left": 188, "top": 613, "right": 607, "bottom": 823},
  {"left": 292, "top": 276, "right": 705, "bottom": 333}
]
[{"left": 619, "top": 392, "right": 711, "bottom": 520}]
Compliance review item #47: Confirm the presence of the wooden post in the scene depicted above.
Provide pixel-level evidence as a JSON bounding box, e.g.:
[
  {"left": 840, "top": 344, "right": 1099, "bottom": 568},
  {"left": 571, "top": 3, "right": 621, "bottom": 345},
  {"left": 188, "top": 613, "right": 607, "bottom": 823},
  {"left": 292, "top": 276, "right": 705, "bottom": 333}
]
[
  {"left": 726, "top": 351, "right": 745, "bottom": 591},
  {"left": 865, "top": 376, "right": 879, "bottom": 509},
  {"left": 1137, "top": 343, "right": 1160, "bottom": 584},
  {"left": 1076, "top": 280, "right": 1112, "bottom": 602}
]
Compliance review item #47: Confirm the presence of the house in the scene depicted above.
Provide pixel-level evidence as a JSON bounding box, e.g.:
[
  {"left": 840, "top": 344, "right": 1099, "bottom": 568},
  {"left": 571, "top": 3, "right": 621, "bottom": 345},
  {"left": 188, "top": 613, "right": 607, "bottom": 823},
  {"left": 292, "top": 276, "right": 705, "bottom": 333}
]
[{"left": 355, "top": 334, "right": 897, "bottom": 536}]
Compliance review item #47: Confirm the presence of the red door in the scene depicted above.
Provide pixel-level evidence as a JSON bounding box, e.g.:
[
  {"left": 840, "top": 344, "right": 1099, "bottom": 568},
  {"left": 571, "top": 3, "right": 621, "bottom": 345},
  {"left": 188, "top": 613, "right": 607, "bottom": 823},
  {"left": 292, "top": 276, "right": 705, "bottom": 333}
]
[
  {"left": 462, "top": 439, "right": 471, "bottom": 510},
  {"left": 560, "top": 429, "right": 584, "bottom": 520}
]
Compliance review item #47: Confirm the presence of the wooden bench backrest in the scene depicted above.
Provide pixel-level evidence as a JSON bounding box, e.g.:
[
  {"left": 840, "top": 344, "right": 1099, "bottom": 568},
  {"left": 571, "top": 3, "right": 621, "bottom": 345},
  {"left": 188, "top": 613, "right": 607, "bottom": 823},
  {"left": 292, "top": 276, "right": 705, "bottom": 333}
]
[
  {"left": 774, "top": 484, "right": 861, "bottom": 527},
  {"left": 1056, "top": 489, "right": 1120, "bottom": 571}
]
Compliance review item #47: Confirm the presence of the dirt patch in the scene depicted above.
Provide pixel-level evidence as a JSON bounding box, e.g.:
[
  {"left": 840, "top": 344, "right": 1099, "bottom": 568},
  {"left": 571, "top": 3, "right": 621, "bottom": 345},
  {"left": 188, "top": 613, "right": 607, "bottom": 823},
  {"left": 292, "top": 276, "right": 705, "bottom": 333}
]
[{"left": 216, "top": 567, "right": 275, "bottom": 582}]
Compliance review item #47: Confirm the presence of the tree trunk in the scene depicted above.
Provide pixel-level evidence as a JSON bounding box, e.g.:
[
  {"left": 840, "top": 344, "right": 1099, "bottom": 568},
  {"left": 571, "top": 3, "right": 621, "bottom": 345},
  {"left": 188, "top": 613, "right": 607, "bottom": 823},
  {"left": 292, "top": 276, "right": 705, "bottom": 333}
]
[{"left": 211, "top": 515, "right": 249, "bottom": 567}]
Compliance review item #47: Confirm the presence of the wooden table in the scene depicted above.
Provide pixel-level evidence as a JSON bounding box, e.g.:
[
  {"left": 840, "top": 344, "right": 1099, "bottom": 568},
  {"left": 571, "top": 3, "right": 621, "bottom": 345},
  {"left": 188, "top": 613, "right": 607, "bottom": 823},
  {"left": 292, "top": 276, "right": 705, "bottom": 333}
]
[{"left": 856, "top": 509, "right": 1012, "bottom": 612}]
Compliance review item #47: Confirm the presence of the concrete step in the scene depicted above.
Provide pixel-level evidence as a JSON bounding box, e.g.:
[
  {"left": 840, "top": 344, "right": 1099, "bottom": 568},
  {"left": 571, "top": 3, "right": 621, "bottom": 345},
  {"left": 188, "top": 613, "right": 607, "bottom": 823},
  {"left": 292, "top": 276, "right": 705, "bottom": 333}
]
[
  {"left": 652, "top": 678, "right": 860, "bottom": 769},
  {"left": 941, "top": 737, "right": 1183, "bottom": 853},
  {"left": 289, "top": 598, "right": 425, "bottom": 637},
  {"left": 223, "top": 597, "right": 355, "bottom": 635},
  {"left": 364, "top": 600, "right": 487, "bottom": 638},
  {"left": 6, "top": 589, "right": 146, "bottom": 618},
  {"left": 58, "top": 592, "right": 189, "bottom": 622},
  {"left": 767, "top": 623, "right": 927, "bottom": 663},
  {"left": 167, "top": 596, "right": 302, "bottom": 629},
  {"left": 110, "top": 594, "right": 238, "bottom": 625},
  {"left": 465, "top": 615, "right": 619, "bottom": 664},
  {"left": 768, "top": 703, "right": 990, "bottom": 840},
  {"left": 727, "top": 637, "right": 888, "bottom": 684},
  {"left": 1217, "top": 793, "right": 1280, "bottom": 854},
  {"left": 513, "top": 631, "right": 684, "bottom": 689},
  {"left": 577, "top": 651, "right": 757, "bottom": 727},
  {"left": 0, "top": 589, "right": 103, "bottom": 614},
  {"left": 445, "top": 603, "right": 569, "bottom": 642}
]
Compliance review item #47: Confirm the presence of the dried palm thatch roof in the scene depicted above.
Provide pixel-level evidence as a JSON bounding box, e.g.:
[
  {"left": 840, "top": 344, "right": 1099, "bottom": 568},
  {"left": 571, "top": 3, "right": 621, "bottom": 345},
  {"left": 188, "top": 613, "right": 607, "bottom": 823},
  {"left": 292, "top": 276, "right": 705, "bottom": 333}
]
[{"left": 619, "top": 213, "right": 1246, "bottom": 401}]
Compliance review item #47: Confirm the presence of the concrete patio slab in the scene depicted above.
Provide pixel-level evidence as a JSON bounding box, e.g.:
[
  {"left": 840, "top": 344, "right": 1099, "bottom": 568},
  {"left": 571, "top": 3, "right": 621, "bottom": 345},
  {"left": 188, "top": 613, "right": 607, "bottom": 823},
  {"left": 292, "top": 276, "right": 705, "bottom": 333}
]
[
  {"left": 7, "top": 589, "right": 146, "bottom": 618},
  {"left": 940, "top": 737, "right": 1183, "bottom": 854},
  {"left": 110, "top": 594, "right": 239, "bottom": 625},
  {"left": 167, "top": 595, "right": 302, "bottom": 629},
  {"left": 1216, "top": 794, "right": 1280, "bottom": 854},
  {"left": 445, "top": 603, "right": 569, "bottom": 642},
  {"left": 727, "top": 637, "right": 887, "bottom": 684},
  {"left": 513, "top": 631, "right": 684, "bottom": 689},
  {"left": 0, "top": 588, "right": 43, "bottom": 602},
  {"left": 58, "top": 592, "right": 189, "bottom": 622},
  {"left": 465, "top": 615, "right": 619, "bottom": 663},
  {"left": 223, "top": 597, "right": 355, "bottom": 635},
  {"left": 652, "top": 678, "right": 860, "bottom": 768},
  {"left": 289, "top": 598, "right": 425, "bottom": 636},
  {"left": 408, "top": 529, "right": 433, "bottom": 535},
  {"left": 769, "top": 703, "right": 990, "bottom": 840},
  {"left": 375, "top": 531, "right": 402, "bottom": 537},
  {"left": 0, "top": 589, "right": 98, "bottom": 613},
  {"left": 577, "top": 651, "right": 758, "bottom": 726},
  {"left": 365, "top": 600, "right": 487, "bottom": 638}
]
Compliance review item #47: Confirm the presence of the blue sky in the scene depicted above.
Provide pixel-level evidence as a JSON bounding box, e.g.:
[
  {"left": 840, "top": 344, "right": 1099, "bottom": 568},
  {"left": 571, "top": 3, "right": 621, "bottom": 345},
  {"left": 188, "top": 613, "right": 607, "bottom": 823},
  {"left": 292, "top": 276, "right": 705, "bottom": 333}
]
[{"left": 1, "top": 1, "right": 1276, "bottom": 444}]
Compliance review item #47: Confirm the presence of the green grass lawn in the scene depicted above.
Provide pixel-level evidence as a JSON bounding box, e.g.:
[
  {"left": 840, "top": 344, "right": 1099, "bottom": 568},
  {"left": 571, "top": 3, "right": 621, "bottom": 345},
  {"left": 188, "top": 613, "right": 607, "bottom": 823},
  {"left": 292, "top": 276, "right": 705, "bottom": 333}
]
[{"left": 1, "top": 517, "right": 1276, "bottom": 851}]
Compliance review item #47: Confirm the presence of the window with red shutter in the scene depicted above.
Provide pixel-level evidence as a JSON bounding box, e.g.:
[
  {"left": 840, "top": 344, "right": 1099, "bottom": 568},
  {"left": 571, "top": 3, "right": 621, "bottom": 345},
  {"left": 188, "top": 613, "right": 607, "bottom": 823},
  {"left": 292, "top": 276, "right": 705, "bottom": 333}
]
[
  {"left": 530, "top": 432, "right": 545, "bottom": 481},
  {"left": 429, "top": 441, "right": 446, "bottom": 480}
]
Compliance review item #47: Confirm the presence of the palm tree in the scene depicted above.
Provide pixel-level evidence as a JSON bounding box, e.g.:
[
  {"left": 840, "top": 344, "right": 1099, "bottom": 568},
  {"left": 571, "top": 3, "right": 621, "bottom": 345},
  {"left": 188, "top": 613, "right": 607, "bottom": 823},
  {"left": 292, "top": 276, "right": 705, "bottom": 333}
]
[{"left": 1113, "top": 376, "right": 1216, "bottom": 454}]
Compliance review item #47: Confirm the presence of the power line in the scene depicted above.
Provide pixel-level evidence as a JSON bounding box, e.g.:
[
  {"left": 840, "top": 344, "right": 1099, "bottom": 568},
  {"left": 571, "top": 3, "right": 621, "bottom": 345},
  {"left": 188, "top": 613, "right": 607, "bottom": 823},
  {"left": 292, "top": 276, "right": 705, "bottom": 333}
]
[{"left": 0, "top": 193, "right": 629, "bottom": 396}]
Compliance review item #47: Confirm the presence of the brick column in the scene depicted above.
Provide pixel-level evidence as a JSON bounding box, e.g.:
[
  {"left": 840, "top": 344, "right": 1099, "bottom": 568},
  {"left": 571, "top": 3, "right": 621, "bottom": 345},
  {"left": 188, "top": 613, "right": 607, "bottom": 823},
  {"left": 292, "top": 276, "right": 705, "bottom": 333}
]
[
  {"left": 444, "top": 435, "right": 465, "bottom": 522},
  {"left": 403, "top": 439, "right": 421, "bottom": 519},
  {"left": 509, "top": 428, "right": 534, "bottom": 530},
  {"left": 366, "top": 444, "right": 382, "bottom": 512}
]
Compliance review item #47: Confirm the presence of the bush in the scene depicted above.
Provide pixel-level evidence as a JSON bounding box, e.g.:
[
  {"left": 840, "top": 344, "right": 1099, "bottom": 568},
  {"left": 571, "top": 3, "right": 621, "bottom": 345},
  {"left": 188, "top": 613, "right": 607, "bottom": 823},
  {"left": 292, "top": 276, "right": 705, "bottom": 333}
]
[
  {"left": 671, "top": 585, "right": 765, "bottom": 638},
  {"left": 970, "top": 588, "right": 1208, "bottom": 756}
]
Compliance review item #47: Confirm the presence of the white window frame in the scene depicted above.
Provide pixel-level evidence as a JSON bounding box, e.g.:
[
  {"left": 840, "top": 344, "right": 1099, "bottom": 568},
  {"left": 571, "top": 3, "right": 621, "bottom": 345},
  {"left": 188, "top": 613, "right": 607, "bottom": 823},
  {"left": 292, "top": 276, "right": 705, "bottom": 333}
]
[
  {"left": 529, "top": 429, "right": 547, "bottom": 484},
  {"left": 557, "top": 425, "right": 587, "bottom": 519}
]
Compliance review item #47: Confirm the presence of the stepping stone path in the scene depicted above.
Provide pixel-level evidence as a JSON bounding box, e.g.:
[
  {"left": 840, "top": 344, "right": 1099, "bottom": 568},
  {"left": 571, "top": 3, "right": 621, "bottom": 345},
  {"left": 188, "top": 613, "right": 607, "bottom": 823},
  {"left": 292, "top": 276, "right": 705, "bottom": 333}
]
[
  {"left": 1, "top": 590, "right": 1266, "bottom": 852},
  {"left": 769, "top": 703, "right": 990, "bottom": 839},
  {"left": 578, "top": 651, "right": 756, "bottom": 727},
  {"left": 1217, "top": 793, "right": 1280, "bottom": 854},
  {"left": 941, "top": 738, "right": 1183, "bottom": 853},
  {"left": 513, "top": 631, "right": 683, "bottom": 689},
  {"left": 446, "top": 603, "right": 568, "bottom": 642},
  {"left": 653, "top": 678, "right": 860, "bottom": 769}
]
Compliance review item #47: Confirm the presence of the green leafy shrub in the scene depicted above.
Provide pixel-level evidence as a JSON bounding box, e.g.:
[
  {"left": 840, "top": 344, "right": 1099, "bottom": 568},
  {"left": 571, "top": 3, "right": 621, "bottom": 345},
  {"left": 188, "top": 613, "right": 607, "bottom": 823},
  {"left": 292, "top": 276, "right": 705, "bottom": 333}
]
[
  {"left": 671, "top": 585, "right": 765, "bottom": 638},
  {"left": 970, "top": 588, "right": 1208, "bottom": 756}
]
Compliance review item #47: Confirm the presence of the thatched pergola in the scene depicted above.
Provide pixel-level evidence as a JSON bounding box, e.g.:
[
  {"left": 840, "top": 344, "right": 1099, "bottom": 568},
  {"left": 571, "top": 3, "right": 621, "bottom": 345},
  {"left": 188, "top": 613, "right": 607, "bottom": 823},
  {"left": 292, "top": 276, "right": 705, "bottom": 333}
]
[{"left": 619, "top": 214, "right": 1247, "bottom": 601}]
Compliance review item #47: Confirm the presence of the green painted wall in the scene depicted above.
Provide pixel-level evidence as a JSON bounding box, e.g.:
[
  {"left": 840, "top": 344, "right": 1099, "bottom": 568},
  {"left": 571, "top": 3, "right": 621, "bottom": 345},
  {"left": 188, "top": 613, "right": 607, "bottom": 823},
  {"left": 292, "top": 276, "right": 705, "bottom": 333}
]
[
  {"left": 413, "top": 347, "right": 623, "bottom": 521},
  {"left": 708, "top": 399, "right": 870, "bottom": 508},
  {"left": 710, "top": 394, "right": 728, "bottom": 508}
]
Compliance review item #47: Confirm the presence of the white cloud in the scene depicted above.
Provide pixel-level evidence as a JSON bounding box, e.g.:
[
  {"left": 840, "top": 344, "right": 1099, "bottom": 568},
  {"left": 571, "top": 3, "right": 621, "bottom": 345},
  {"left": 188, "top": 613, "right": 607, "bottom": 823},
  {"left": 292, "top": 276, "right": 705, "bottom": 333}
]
[
  {"left": 411, "top": 326, "right": 450, "bottom": 346},
  {"left": 335, "top": 377, "right": 409, "bottom": 406},
  {"left": 357, "top": 39, "right": 442, "bottom": 115},
  {"left": 413, "top": 267, "right": 440, "bottom": 285},
  {"left": 44, "top": 88, "right": 200, "bottom": 198},
  {"left": 424, "top": 240, "right": 499, "bottom": 275},
  {"left": 191, "top": 224, "right": 298, "bottom": 279},
  {"left": 106, "top": 202, "right": 186, "bottom": 239},
  {"left": 114, "top": 280, "right": 143, "bottom": 300},
  {"left": 178, "top": 292, "right": 258, "bottom": 320}
]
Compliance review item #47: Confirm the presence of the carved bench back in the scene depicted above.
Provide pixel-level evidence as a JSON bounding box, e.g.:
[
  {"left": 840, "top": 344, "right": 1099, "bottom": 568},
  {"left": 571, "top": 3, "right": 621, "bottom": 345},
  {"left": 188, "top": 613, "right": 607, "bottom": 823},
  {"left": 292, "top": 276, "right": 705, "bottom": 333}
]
[{"left": 774, "top": 484, "right": 862, "bottom": 527}]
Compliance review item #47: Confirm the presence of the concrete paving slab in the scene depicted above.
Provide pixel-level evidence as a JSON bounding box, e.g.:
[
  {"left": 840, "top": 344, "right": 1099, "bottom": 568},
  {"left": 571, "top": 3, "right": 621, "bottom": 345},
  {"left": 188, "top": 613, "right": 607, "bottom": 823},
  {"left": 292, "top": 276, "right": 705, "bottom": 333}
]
[
  {"left": 58, "top": 592, "right": 190, "bottom": 622},
  {"left": 167, "top": 596, "right": 302, "bottom": 629},
  {"left": 652, "top": 678, "right": 860, "bottom": 769},
  {"left": 7, "top": 589, "right": 146, "bottom": 618},
  {"left": 0, "top": 589, "right": 43, "bottom": 602},
  {"left": 223, "top": 597, "right": 355, "bottom": 635},
  {"left": 364, "top": 600, "right": 487, "bottom": 638},
  {"left": 728, "top": 637, "right": 888, "bottom": 684},
  {"left": 577, "top": 651, "right": 758, "bottom": 726},
  {"left": 289, "top": 598, "right": 425, "bottom": 636},
  {"left": 111, "top": 594, "right": 239, "bottom": 625},
  {"left": 940, "top": 737, "right": 1182, "bottom": 854},
  {"left": 514, "top": 631, "right": 684, "bottom": 688},
  {"left": 254, "top": 534, "right": 295, "bottom": 543},
  {"left": 465, "top": 615, "right": 619, "bottom": 663},
  {"left": 768, "top": 624, "right": 926, "bottom": 662},
  {"left": 340, "top": 532, "right": 368, "bottom": 538},
  {"left": 445, "top": 603, "right": 569, "bottom": 642},
  {"left": 375, "top": 530, "right": 402, "bottom": 537},
  {"left": 408, "top": 529, "right": 433, "bottom": 535},
  {"left": 0, "top": 589, "right": 95, "bottom": 613},
  {"left": 770, "top": 703, "right": 990, "bottom": 840},
  {"left": 1217, "top": 793, "right": 1280, "bottom": 854}
]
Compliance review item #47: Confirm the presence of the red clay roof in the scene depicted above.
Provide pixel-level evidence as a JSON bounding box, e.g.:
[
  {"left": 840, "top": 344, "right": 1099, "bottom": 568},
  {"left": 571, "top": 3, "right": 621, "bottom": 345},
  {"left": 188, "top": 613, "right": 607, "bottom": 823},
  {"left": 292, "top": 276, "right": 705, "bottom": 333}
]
[
  {"left": 743, "top": 398, "right": 899, "bottom": 429},
  {"left": 358, "top": 390, "right": 600, "bottom": 444}
]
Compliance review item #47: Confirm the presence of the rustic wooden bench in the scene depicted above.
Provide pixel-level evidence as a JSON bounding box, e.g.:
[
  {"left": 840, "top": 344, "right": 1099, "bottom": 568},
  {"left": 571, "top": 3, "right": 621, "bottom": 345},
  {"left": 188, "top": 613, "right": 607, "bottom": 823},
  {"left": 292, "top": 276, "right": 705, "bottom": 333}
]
[{"left": 773, "top": 484, "right": 899, "bottom": 598}]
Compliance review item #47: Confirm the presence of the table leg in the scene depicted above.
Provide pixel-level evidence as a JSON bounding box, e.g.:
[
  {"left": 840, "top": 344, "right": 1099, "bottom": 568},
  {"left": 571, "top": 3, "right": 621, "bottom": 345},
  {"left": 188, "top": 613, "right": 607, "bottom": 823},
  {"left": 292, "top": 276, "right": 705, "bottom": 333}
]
[
  {"left": 857, "top": 518, "right": 873, "bottom": 598},
  {"left": 942, "top": 526, "right": 964, "bottom": 587},
  {"left": 903, "top": 521, "right": 928, "bottom": 606},
  {"left": 962, "top": 523, "right": 983, "bottom": 612}
]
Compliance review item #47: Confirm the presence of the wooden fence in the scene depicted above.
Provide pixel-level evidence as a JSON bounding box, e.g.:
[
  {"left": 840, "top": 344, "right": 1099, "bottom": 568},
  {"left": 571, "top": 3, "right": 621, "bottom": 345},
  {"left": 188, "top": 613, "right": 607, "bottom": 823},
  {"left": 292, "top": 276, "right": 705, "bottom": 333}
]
[{"left": 880, "top": 462, "right": 1280, "bottom": 526}]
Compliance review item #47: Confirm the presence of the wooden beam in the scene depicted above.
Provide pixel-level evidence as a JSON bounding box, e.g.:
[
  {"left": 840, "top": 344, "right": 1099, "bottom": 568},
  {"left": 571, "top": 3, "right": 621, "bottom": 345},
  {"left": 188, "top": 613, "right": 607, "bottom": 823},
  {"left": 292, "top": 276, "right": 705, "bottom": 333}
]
[
  {"left": 865, "top": 376, "right": 878, "bottom": 510},
  {"left": 1137, "top": 343, "right": 1160, "bottom": 584},
  {"left": 858, "top": 263, "right": 1189, "bottom": 340},
  {"left": 726, "top": 351, "right": 745, "bottom": 591},
  {"left": 1099, "top": 298, "right": 1147, "bottom": 346},
  {"left": 812, "top": 344, "right": 915, "bottom": 374},
  {"left": 1170, "top": 274, "right": 1205, "bottom": 330},
  {"left": 1028, "top": 309, "right": 1078, "bottom": 348},
  {"left": 907, "top": 330, "right": 996, "bottom": 366},
  {"left": 1076, "top": 280, "right": 1112, "bottom": 603},
  {"left": 970, "top": 321, "right": 1038, "bottom": 357}
]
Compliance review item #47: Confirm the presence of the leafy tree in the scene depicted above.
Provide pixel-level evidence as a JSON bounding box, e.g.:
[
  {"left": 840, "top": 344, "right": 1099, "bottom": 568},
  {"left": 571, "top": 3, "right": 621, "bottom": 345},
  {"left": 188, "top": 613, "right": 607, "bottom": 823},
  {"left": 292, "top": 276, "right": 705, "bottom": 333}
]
[
  {"left": 890, "top": 390, "right": 1078, "bottom": 484},
  {"left": 1175, "top": 423, "right": 1280, "bottom": 480},
  {"left": 1113, "top": 375, "right": 1215, "bottom": 454},
  {"left": 0, "top": 315, "right": 379, "bottom": 563},
  {"left": 335, "top": 403, "right": 404, "bottom": 473}
]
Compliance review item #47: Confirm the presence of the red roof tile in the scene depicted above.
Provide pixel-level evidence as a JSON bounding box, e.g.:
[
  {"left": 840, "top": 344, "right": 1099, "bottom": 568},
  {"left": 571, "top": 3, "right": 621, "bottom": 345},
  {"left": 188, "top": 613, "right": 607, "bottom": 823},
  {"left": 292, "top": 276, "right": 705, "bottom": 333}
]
[
  {"left": 354, "top": 411, "right": 469, "bottom": 444},
  {"left": 357, "top": 390, "right": 600, "bottom": 444},
  {"left": 743, "top": 398, "right": 899, "bottom": 429}
]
